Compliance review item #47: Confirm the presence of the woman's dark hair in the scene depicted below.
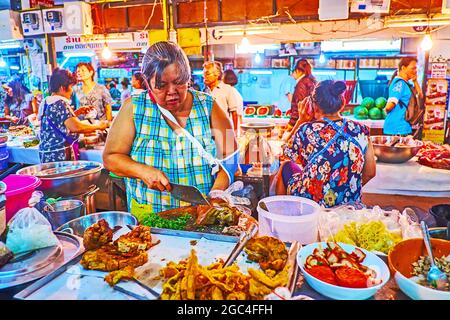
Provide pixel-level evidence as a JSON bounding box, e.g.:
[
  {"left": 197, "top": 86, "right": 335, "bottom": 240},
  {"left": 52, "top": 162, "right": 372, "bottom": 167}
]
[
  {"left": 109, "top": 81, "right": 116, "bottom": 88},
  {"left": 294, "top": 58, "right": 313, "bottom": 77},
  {"left": 223, "top": 69, "right": 238, "bottom": 86},
  {"left": 142, "top": 41, "right": 191, "bottom": 89},
  {"left": 312, "top": 80, "right": 347, "bottom": 114},
  {"left": 389, "top": 56, "right": 418, "bottom": 84},
  {"left": 76, "top": 62, "right": 95, "bottom": 81},
  {"left": 49, "top": 68, "right": 77, "bottom": 94},
  {"left": 121, "top": 78, "right": 129, "bottom": 87},
  {"left": 133, "top": 72, "right": 144, "bottom": 87},
  {"left": 5, "top": 79, "right": 31, "bottom": 106}
]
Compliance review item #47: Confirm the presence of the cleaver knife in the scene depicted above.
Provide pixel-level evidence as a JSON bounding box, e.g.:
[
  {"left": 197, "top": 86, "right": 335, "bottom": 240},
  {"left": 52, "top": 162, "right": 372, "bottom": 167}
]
[{"left": 169, "top": 183, "right": 211, "bottom": 206}]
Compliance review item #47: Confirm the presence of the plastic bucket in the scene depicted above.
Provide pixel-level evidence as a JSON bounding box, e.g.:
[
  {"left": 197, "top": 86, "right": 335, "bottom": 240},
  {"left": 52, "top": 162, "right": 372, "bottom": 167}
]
[
  {"left": 0, "top": 143, "right": 8, "bottom": 170},
  {"left": 43, "top": 199, "right": 85, "bottom": 230},
  {"left": 257, "top": 195, "right": 320, "bottom": 244},
  {"left": 2, "top": 174, "right": 41, "bottom": 223}
]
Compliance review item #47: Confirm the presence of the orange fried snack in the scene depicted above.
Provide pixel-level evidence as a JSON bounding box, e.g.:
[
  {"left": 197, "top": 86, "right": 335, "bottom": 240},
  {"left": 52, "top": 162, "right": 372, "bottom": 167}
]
[
  {"left": 114, "top": 225, "right": 153, "bottom": 253},
  {"left": 244, "top": 236, "right": 288, "bottom": 272},
  {"left": 83, "top": 219, "right": 113, "bottom": 251},
  {"left": 81, "top": 244, "right": 148, "bottom": 272},
  {"left": 104, "top": 266, "right": 136, "bottom": 287}
]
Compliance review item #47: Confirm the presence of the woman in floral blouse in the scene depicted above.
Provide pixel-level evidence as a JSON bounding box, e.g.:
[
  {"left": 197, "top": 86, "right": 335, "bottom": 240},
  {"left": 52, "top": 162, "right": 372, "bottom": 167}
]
[{"left": 279, "top": 80, "right": 376, "bottom": 207}]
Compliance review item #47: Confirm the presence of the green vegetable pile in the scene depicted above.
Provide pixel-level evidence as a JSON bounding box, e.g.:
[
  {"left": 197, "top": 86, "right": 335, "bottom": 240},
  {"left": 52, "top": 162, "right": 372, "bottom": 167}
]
[
  {"left": 140, "top": 211, "right": 192, "bottom": 230},
  {"left": 332, "top": 221, "right": 402, "bottom": 254}
]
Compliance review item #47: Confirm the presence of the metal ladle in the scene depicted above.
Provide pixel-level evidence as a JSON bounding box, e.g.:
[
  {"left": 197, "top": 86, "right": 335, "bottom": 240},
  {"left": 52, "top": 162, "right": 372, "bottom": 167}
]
[{"left": 420, "top": 221, "right": 449, "bottom": 290}]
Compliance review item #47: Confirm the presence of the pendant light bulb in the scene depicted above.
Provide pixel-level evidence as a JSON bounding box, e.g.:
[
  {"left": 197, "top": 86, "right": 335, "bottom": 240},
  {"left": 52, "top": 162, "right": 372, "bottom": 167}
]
[
  {"left": 102, "top": 43, "right": 112, "bottom": 59},
  {"left": 319, "top": 53, "right": 326, "bottom": 64},
  {"left": 239, "top": 32, "right": 251, "bottom": 53},
  {"left": 254, "top": 52, "right": 262, "bottom": 64},
  {"left": 421, "top": 33, "right": 432, "bottom": 51}
]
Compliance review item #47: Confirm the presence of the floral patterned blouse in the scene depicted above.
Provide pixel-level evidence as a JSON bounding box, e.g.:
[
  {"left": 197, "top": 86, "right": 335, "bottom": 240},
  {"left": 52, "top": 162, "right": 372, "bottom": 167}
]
[
  {"left": 73, "top": 83, "right": 113, "bottom": 120},
  {"left": 283, "top": 118, "right": 369, "bottom": 207}
]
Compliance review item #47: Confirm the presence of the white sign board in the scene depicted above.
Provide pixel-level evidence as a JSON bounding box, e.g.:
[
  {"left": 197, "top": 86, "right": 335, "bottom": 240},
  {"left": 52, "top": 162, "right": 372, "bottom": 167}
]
[
  {"left": 431, "top": 62, "right": 448, "bottom": 79},
  {"left": 54, "top": 32, "right": 149, "bottom": 52},
  {"left": 351, "top": 0, "right": 391, "bottom": 13}
]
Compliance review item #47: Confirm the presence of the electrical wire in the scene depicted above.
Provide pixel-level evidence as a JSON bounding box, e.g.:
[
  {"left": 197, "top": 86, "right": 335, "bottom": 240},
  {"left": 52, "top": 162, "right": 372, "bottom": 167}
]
[{"left": 141, "top": 0, "right": 162, "bottom": 32}]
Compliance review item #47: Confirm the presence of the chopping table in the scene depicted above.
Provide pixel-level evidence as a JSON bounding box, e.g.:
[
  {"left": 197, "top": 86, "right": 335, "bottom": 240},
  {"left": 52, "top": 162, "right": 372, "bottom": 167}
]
[{"left": 6, "top": 144, "right": 104, "bottom": 165}]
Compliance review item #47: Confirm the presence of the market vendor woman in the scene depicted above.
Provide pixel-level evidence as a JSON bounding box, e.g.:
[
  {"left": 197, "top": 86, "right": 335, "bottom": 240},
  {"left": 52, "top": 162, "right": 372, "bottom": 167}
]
[
  {"left": 39, "top": 68, "right": 108, "bottom": 163},
  {"left": 384, "top": 57, "right": 423, "bottom": 136},
  {"left": 278, "top": 80, "right": 376, "bottom": 207},
  {"left": 103, "top": 41, "right": 239, "bottom": 216}
]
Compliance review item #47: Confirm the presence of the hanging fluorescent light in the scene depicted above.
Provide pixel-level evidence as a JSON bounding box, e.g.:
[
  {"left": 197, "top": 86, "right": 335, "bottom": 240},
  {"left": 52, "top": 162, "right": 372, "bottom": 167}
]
[
  {"left": 384, "top": 14, "right": 450, "bottom": 28},
  {"left": 214, "top": 25, "right": 280, "bottom": 37},
  {"left": 421, "top": 32, "right": 433, "bottom": 51},
  {"left": 313, "top": 71, "right": 337, "bottom": 76},
  {"left": 319, "top": 53, "right": 326, "bottom": 64},
  {"left": 249, "top": 70, "right": 272, "bottom": 75},
  {"left": 63, "top": 52, "right": 96, "bottom": 58},
  {"left": 254, "top": 52, "right": 262, "bottom": 64},
  {"left": 10, "top": 66, "right": 20, "bottom": 70},
  {"left": 101, "top": 43, "right": 112, "bottom": 59}
]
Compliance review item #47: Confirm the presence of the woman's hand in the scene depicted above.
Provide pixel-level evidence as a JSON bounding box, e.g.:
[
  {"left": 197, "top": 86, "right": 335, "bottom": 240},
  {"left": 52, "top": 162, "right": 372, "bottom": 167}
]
[
  {"left": 140, "top": 166, "right": 171, "bottom": 192},
  {"left": 96, "top": 120, "right": 109, "bottom": 131},
  {"left": 75, "top": 106, "right": 94, "bottom": 116}
]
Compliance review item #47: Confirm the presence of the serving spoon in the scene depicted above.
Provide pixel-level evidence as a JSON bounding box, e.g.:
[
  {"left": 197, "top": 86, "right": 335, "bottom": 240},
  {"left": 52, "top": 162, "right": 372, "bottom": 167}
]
[{"left": 420, "top": 221, "right": 449, "bottom": 290}]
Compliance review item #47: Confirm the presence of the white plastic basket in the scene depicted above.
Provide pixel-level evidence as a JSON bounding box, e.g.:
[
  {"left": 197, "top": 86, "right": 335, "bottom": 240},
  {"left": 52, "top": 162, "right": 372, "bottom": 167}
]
[{"left": 257, "top": 195, "right": 320, "bottom": 244}]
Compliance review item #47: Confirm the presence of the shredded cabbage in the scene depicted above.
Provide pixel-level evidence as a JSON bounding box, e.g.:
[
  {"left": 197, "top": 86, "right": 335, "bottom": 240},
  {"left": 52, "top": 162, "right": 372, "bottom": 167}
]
[{"left": 332, "top": 221, "right": 402, "bottom": 254}]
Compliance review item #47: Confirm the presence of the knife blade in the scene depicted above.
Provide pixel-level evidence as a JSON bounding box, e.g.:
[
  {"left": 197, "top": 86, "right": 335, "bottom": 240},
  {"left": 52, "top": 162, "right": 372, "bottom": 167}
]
[{"left": 170, "top": 183, "right": 211, "bottom": 205}]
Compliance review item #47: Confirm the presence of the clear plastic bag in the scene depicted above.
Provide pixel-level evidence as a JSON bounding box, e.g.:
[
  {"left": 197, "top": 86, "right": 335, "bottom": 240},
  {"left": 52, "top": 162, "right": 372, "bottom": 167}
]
[
  {"left": 6, "top": 191, "right": 60, "bottom": 254},
  {"left": 208, "top": 181, "right": 251, "bottom": 206}
]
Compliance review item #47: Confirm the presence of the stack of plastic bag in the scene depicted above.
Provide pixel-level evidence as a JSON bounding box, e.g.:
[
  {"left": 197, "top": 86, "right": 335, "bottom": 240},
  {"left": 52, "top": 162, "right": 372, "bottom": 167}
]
[{"left": 6, "top": 191, "right": 60, "bottom": 254}]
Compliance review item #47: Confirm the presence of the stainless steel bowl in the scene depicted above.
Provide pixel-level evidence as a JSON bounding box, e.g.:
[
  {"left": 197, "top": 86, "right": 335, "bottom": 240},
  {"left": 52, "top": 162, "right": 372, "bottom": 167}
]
[
  {"left": 55, "top": 211, "right": 138, "bottom": 237},
  {"left": 371, "top": 136, "right": 423, "bottom": 164},
  {"left": 16, "top": 161, "right": 103, "bottom": 197}
]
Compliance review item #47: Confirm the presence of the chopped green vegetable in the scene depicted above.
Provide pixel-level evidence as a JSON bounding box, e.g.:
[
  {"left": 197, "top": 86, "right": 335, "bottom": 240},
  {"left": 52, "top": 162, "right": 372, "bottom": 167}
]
[
  {"left": 140, "top": 211, "right": 192, "bottom": 230},
  {"left": 332, "top": 221, "right": 402, "bottom": 254}
]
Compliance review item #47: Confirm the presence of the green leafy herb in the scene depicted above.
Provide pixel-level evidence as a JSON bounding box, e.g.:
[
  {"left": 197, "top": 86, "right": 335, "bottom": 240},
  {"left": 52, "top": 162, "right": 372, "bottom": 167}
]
[{"left": 141, "top": 212, "right": 192, "bottom": 230}]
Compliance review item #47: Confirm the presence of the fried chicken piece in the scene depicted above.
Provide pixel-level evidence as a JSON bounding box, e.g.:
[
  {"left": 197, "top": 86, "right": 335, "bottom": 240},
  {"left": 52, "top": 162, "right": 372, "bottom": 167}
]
[
  {"left": 244, "top": 236, "right": 288, "bottom": 272},
  {"left": 114, "top": 225, "right": 153, "bottom": 253},
  {"left": 104, "top": 266, "right": 136, "bottom": 287},
  {"left": 81, "top": 244, "right": 148, "bottom": 272},
  {"left": 83, "top": 219, "right": 113, "bottom": 251},
  {"left": 196, "top": 203, "right": 241, "bottom": 226}
]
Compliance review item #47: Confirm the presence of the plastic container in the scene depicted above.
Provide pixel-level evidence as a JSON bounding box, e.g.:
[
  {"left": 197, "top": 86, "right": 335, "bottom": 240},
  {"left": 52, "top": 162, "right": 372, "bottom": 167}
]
[
  {"left": 429, "top": 204, "right": 450, "bottom": 228},
  {"left": 0, "top": 143, "right": 9, "bottom": 170},
  {"left": 257, "top": 195, "right": 320, "bottom": 244},
  {"left": 2, "top": 174, "right": 41, "bottom": 223},
  {"left": 43, "top": 199, "right": 85, "bottom": 230}
]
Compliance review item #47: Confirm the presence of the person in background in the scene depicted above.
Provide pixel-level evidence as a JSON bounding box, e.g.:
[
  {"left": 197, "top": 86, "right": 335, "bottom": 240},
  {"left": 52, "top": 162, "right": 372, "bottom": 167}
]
[
  {"left": 131, "top": 72, "right": 145, "bottom": 95},
  {"left": 286, "top": 59, "right": 317, "bottom": 132},
  {"left": 223, "top": 69, "right": 244, "bottom": 131},
  {"left": 384, "top": 57, "right": 423, "bottom": 136},
  {"left": 39, "top": 68, "right": 108, "bottom": 163},
  {"left": 121, "top": 78, "right": 131, "bottom": 105},
  {"left": 103, "top": 41, "right": 238, "bottom": 216},
  {"left": 4, "top": 79, "right": 36, "bottom": 125},
  {"left": 0, "top": 83, "right": 11, "bottom": 117},
  {"left": 277, "top": 70, "right": 298, "bottom": 113},
  {"left": 277, "top": 80, "right": 376, "bottom": 208},
  {"left": 203, "top": 61, "right": 240, "bottom": 130},
  {"left": 73, "top": 62, "right": 113, "bottom": 122}
]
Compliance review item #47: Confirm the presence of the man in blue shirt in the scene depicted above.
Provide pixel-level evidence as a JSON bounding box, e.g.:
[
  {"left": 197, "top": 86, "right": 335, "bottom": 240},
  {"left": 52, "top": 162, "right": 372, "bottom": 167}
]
[
  {"left": 277, "top": 73, "right": 297, "bottom": 112},
  {"left": 384, "top": 57, "right": 423, "bottom": 135}
]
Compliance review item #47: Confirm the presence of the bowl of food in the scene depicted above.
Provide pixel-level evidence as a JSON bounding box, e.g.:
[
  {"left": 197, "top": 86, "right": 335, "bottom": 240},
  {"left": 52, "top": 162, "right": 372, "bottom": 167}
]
[
  {"left": 388, "top": 238, "right": 450, "bottom": 300},
  {"left": 371, "top": 135, "right": 423, "bottom": 163},
  {"left": 297, "top": 242, "right": 390, "bottom": 300}
]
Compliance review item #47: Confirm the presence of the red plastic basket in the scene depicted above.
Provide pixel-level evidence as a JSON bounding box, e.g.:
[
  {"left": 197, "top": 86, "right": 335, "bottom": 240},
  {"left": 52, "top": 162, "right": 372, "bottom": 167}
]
[{"left": 344, "top": 80, "right": 357, "bottom": 104}]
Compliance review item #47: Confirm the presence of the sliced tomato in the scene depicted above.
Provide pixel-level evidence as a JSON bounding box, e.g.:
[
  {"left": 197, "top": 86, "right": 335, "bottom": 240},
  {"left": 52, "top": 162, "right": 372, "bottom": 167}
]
[
  {"left": 335, "top": 266, "right": 369, "bottom": 288},
  {"left": 306, "top": 265, "right": 338, "bottom": 286}
]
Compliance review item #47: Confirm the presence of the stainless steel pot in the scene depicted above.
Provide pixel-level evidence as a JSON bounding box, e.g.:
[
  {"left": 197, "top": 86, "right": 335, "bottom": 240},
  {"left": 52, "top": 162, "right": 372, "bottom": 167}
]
[
  {"left": 371, "top": 136, "right": 423, "bottom": 164},
  {"left": 43, "top": 199, "right": 85, "bottom": 230},
  {"left": 55, "top": 211, "right": 138, "bottom": 237},
  {"left": 16, "top": 161, "right": 103, "bottom": 197}
]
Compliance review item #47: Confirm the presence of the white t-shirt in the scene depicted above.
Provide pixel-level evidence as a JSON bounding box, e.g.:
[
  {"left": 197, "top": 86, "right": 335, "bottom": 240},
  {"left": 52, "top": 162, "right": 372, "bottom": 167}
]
[
  {"left": 231, "top": 86, "right": 244, "bottom": 116},
  {"left": 207, "top": 81, "right": 240, "bottom": 117},
  {"left": 121, "top": 89, "right": 131, "bottom": 104}
]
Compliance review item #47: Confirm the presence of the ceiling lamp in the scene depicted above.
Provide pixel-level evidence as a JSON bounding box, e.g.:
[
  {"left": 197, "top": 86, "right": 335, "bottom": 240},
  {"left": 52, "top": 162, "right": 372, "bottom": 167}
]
[
  {"left": 421, "top": 32, "right": 433, "bottom": 51},
  {"left": 101, "top": 42, "right": 112, "bottom": 59},
  {"left": 384, "top": 13, "right": 450, "bottom": 27},
  {"left": 238, "top": 31, "right": 251, "bottom": 53},
  {"left": 319, "top": 53, "right": 326, "bottom": 64}
]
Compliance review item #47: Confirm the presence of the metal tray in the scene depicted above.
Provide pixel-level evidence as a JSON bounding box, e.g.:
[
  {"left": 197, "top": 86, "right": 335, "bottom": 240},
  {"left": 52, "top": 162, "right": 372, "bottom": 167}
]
[
  {"left": 14, "top": 228, "right": 297, "bottom": 300},
  {"left": 0, "top": 232, "right": 84, "bottom": 290}
]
